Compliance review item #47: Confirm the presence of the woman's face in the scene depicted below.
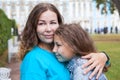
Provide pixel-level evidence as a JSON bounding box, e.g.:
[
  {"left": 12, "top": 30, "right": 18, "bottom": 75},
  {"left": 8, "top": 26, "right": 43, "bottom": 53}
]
[
  {"left": 37, "top": 10, "right": 59, "bottom": 44},
  {"left": 53, "top": 35, "right": 75, "bottom": 62}
]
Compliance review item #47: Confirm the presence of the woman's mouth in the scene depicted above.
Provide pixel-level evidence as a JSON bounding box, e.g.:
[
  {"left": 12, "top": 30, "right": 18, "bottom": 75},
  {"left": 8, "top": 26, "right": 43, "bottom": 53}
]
[{"left": 45, "top": 35, "right": 53, "bottom": 39}]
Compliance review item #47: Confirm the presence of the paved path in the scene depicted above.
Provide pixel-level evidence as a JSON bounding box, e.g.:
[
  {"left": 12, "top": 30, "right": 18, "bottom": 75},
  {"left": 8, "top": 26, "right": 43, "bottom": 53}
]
[{"left": 6, "top": 58, "right": 20, "bottom": 80}]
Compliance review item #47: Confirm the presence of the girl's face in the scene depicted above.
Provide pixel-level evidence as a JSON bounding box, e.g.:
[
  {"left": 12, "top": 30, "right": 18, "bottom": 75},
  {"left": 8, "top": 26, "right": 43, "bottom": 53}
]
[
  {"left": 37, "top": 10, "right": 59, "bottom": 44},
  {"left": 53, "top": 35, "right": 75, "bottom": 62}
]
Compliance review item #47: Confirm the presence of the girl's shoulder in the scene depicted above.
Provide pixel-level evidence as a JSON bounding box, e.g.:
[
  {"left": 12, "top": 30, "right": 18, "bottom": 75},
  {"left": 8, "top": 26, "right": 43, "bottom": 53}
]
[
  {"left": 70, "top": 57, "right": 88, "bottom": 66},
  {"left": 74, "top": 57, "right": 88, "bottom": 66},
  {"left": 67, "top": 57, "right": 88, "bottom": 71}
]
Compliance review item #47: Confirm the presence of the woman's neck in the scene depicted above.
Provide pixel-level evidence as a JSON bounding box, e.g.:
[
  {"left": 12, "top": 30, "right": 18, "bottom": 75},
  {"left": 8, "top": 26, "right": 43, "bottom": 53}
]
[{"left": 38, "top": 42, "right": 53, "bottom": 52}]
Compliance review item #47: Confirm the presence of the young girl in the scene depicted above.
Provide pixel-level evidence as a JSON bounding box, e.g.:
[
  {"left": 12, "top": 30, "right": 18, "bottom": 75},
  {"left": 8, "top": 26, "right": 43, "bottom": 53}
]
[{"left": 53, "top": 23, "right": 108, "bottom": 80}]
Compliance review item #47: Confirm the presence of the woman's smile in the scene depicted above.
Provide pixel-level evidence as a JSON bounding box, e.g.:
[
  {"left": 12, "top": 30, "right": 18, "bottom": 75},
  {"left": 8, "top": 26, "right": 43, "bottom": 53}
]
[{"left": 45, "top": 34, "right": 54, "bottom": 39}]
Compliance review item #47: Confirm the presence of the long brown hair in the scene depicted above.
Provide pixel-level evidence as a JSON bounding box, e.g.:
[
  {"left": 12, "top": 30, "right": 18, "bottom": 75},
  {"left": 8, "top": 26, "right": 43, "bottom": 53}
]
[
  {"left": 55, "top": 23, "right": 97, "bottom": 56},
  {"left": 19, "top": 3, "right": 63, "bottom": 60}
]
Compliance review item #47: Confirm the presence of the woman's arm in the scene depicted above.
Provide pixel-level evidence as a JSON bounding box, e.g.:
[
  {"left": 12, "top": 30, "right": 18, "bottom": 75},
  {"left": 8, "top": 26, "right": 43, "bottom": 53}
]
[{"left": 81, "top": 52, "right": 110, "bottom": 79}]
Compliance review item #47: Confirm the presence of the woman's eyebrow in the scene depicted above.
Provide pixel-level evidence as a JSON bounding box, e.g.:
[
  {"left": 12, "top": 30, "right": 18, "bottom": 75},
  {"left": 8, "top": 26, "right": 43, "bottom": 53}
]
[{"left": 38, "top": 20, "right": 45, "bottom": 22}]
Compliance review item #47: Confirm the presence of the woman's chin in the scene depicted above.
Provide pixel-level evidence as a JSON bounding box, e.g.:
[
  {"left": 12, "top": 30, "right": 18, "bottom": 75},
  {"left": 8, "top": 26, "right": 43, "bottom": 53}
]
[{"left": 44, "top": 39, "right": 53, "bottom": 44}]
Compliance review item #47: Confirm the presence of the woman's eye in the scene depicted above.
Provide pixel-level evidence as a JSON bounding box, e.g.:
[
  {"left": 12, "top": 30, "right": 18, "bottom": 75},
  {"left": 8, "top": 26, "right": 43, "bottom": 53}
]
[
  {"left": 51, "top": 22, "right": 56, "bottom": 24},
  {"left": 38, "top": 23, "right": 45, "bottom": 25}
]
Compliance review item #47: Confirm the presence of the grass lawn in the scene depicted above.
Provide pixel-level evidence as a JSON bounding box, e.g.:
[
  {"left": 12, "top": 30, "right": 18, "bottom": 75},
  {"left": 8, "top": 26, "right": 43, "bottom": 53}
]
[{"left": 92, "top": 34, "right": 120, "bottom": 80}]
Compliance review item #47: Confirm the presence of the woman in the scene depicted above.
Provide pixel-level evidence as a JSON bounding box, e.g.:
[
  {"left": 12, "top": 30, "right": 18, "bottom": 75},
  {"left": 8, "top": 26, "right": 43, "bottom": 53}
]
[
  {"left": 53, "top": 23, "right": 108, "bottom": 80},
  {"left": 19, "top": 3, "right": 109, "bottom": 80}
]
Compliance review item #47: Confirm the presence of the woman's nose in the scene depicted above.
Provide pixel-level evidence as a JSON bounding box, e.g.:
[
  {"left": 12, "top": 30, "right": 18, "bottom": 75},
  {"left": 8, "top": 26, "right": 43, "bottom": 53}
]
[{"left": 46, "top": 24, "right": 52, "bottom": 31}]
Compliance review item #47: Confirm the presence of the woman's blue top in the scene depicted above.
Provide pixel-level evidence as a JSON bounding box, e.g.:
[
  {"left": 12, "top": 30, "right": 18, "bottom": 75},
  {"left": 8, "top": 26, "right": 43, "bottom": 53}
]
[{"left": 20, "top": 46, "right": 70, "bottom": 80}]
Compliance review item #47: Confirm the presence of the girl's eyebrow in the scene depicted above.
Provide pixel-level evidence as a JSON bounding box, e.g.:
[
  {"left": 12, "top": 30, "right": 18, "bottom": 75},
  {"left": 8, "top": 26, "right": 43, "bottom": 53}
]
[{"left": 54, "top": 41, "right": 58, "bottom": 44}]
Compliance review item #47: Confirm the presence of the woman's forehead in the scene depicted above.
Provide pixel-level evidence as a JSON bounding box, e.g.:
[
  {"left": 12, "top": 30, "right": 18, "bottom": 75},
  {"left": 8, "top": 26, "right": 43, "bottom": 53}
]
[{"left": 39, "top": 10, "right": 58, "bottom": 21}]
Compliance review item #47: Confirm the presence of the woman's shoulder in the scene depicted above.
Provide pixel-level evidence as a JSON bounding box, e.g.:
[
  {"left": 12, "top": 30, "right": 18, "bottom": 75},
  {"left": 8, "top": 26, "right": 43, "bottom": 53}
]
[
  {"left": 22, "top": 46, "right": 45, "bottom": 62},
  {"left": 26, "top": 46, "right": 52, "bottom": 57},
  {"left": 23, "top": 46, "right": 56, "bottom": 63},
  {"left": 24, "top": 46, "right": 42, "bottom": 58},
  {"left": 21, "top": 46, "right": 51, "bottom": 69}
]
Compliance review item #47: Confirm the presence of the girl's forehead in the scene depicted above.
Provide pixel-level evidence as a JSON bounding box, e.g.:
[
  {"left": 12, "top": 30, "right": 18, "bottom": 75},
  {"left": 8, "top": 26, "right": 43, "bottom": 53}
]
[
  {"left": 54, "top": 35, "right": 61, "bottom": 40},
  {"left": 54, "top": 35, "right": 67, "bottom": 45}
]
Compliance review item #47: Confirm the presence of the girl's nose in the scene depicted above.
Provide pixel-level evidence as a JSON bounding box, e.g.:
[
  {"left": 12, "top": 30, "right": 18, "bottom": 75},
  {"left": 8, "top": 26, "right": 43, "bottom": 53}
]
[{"left": 52, "top": 46, "right": 57, "bottom": 53}]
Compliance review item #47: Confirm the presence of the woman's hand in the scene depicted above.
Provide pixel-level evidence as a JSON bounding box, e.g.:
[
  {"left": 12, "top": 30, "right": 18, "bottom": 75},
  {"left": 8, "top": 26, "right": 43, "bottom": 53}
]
[{"left": 81, "top": 52, "right": 107, "bottom": 79}]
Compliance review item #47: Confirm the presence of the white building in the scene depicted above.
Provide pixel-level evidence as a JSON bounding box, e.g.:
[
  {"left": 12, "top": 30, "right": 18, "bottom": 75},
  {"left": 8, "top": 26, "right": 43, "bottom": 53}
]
[{"left": 0, "top": 0, "right": 120, "bottom": 34}]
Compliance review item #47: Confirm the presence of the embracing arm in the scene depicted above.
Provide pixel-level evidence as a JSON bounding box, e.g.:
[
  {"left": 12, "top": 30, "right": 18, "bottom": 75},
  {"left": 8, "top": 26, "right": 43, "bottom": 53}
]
[{"left": 81, "top": 52, "right": 110, "bottom": 79}]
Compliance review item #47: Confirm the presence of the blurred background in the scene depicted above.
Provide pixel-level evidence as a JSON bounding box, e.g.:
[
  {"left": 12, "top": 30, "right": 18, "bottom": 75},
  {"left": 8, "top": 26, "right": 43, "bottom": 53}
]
[
  {"left": 0, "top": 0, "right": 120, "bottom": 80},
  {"left": 0, "top": 0, "right": 120, "bottom": 34}
]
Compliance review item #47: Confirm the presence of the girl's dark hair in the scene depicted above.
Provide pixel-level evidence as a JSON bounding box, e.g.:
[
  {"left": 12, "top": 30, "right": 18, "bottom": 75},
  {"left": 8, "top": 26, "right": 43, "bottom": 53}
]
[
  {"left": 55, "top": 23, "right": 97, "bottom": 56},
  {"left": 19, "top": 3, "right": 63, "bottom": 60}
]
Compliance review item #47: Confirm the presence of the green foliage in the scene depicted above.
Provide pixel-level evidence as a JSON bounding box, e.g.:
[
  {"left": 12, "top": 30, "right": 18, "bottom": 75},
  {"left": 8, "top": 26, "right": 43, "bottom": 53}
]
[
  {"left": 94, "top": 0, "right": 116, "bottom": 14},
  {"left": 0, "top": 9, "right": 17, "bottom": 55}
]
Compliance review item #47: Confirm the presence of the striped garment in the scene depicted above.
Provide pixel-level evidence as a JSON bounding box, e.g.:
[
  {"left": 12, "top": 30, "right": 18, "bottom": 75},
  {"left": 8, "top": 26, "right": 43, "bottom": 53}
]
[{"left": 67, "top": 56, "right": 107, "bottom": 80}]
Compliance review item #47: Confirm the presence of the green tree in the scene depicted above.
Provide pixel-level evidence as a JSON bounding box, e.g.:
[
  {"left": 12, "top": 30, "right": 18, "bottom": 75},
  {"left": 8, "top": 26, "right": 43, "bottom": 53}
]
[
  {"left": 95, "top": 0, "right": 120, "bottom": 16},
  {"left": 0, "top": 9, "right": 17, "bottom": 55}
]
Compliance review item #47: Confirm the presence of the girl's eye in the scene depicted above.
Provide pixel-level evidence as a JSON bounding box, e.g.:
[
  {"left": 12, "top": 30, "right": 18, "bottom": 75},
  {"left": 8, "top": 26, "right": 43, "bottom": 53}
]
[
  {"left": 54, "top": 42, "right": 61, "bottom": 47},
  {"left": 56, "top": 43, "right": 61, "bottom": 47}
]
